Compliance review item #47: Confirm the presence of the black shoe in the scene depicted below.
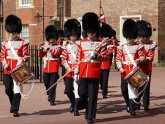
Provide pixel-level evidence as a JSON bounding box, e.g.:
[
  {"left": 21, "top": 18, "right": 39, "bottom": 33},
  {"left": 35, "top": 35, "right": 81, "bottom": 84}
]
[
  {"left": 84, "top": 112, "right": 88, "bottom": 120},
  {"left": 103, "top": 95, "right": 107, "bottom": 99},
  {"left": 130, "top": 111, "right": 137, "bottom": 116},
  {"left": 69, "top": 105, "right": 74, "bottom": 113},
  {"left": 144, "top": 107, "right": 150, "bottom": 111},
  {"left": 126, "top": 106, "right": 130, "bottom": 113},
  {"left": 87, "top": 118, "right": 94, "bottom": 123},
  {"left": 50, "top": 102, "right": 56, "bottom": 106},
  {"left": 74, "top": 110, "right": 79, "bottom": 116},
  {"left": 10, "top": 106, "right": 13, "bottom": 113},
  {"left": 136, "top": 104, "right": 141, "bottom": 110},
  {"left": 13, "top": 112, "right": 19, "bottom": 117}
]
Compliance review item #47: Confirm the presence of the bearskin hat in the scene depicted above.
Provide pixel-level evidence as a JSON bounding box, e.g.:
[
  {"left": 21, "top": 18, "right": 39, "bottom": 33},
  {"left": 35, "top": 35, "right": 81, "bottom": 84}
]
[
  {"left": 5, "top": 14, "right": 22, "bottom": 34},
  {"left": 64, "top": 19, "right": 81, "bottom": 39},
  {"left": 45, "top": 25, "right": 58, "bottom": 41},
  {"left": 123, "top": 19, "right": 138, "bottom": 39},
  {"left": 112, "top": 29, "right": 116, "bottom": 37},
  {"left": 82, "top": 12, "right": 100, "bottom": 37},
  {"left": 58, "top": 29, "right": 66, "bottom": 38},
  {"left": 137, "top": 20, "right": 152, "bottom": 37},
  {"left": 100, "top": 24, "right": 113, "bottom": 38}
]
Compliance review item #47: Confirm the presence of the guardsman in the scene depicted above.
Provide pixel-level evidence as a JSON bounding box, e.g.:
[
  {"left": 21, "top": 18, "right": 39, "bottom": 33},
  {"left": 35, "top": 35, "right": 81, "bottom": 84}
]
[
  {"left": 116, "top": 19, "right": 144, "bottom": 116},
  {"left": 136, "top": 20, "right": 157, "bottom": 111},
  {"left": 0, "top": 14, "right": 29, "bottom": 117},
  {"left": 78, "top": 12, "right": 107, "bottom": 123},
  {"left": 100, "top": 23, "right": 114, "bottom": 99},
  {"left": 61, "top": 19, "right": 81, "bottom": 116},
  {"left": 38, "top": 25, "right": 62, "bottom": 106}
]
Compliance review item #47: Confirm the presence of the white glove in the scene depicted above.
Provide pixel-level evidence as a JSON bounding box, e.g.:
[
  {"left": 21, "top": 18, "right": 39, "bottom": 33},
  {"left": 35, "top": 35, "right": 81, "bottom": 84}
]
[
  {"left": 90, "top": 51, "right": 98, "bottom": 60},
  {"left": 150, "top": 42, "right": 157, "bottom": 50},
  {"left": 4, "top": 63, "right": 9, "bottom": 69},
  {"left": 135, "top": 58, "right": 143, "bottom": 65},
  {"left": 119, "top": 68, "right": 124, "bottom": 73}
]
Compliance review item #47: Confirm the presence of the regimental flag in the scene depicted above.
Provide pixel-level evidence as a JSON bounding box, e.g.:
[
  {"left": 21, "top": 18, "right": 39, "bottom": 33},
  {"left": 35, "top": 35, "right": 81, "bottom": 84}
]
[{"left": 99, "top": 0, "right": 106, "bottom": 23}]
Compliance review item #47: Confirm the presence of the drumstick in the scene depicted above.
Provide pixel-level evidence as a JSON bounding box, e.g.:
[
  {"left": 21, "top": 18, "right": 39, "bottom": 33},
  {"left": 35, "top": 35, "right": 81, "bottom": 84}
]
[{"left": 43, "top": 38, "right": 108, "bottom": 94}]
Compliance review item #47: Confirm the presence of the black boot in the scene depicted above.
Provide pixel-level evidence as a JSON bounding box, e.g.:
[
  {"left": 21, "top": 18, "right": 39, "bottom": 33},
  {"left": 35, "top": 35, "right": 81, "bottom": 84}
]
[
  {"left": 136, "top": 104, "right": 141, "bottom": 110},
  {"left": 69, "top": 104, "right": 74, "bottom": 113},
  {"left": 50, "top": 102, "right": 56, "bottom": 106},
  {"left": 87, "top": 118, "right": 94, "bottom": 123},
  {"left": 13, "top": 111, "right": 19, "bottom": 117},
  {"left": 126, "top": 106, "right": 130, "bottom": 113},
  {"left": 144, "top": 106, "right": 150, "bottom": 111},
  {"left": 129, "top": 110, "right": 137, "bottom": 116},
  {"left": 10, "top": 106, "right": 13, "bottom": 113},
  {"left": 74, "top": 108, "right": 79, "bottom": 116},
  {"left": 74, "top": 98, "right": 79, "bottom": 116},
  {"left": 103, "top": 95, "right": 107, "bottom": 99}
]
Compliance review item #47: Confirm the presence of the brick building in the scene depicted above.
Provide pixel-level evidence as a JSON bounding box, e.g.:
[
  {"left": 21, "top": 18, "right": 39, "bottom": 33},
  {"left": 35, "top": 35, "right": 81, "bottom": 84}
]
[
  {"left": 1, "top": 0, "right": 64, "bottom": 45},
  {"left": 67, "top": 0, "right": 165, "bottom": 63},
  {"left": 1, "top": 0, "right": 165, "bottom": 63}
]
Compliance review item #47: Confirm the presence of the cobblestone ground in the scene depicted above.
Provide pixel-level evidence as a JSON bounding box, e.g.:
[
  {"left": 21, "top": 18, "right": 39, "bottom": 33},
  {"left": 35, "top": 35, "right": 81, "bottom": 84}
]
[{"left": 0, "top": 67, "right": 165, "bottom": 124}]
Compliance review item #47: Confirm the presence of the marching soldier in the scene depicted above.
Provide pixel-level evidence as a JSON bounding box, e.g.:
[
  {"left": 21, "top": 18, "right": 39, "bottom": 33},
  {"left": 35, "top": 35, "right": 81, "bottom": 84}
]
[
  {"left": 61, "top": 19, "right": 81, "bottom": 116},
  {"left": 0, "top": 14, "right": 30, "bottom": 117},
  {"left": 116, "top": 19, "right": 144, "bottom": 116},
  {"left": 136, "top": 20, "right": 157, "bottom": 111},
  {"left": 99, "top": 23, "right": 114, "bottom": 99},
  {"left": 78, "top": 12, "right": 107, "bottom": 123},
  {"left": 38, "top": 25, "right": 62, "bottom": 106}
]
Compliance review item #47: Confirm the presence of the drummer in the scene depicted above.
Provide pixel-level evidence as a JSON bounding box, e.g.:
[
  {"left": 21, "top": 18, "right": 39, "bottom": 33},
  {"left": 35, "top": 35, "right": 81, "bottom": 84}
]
[
  {"left": 116, "top": 19, "right": 144, "bottom": 116},
  {"left": 0, "top": 14, "right": 30, "bottom": 117}
]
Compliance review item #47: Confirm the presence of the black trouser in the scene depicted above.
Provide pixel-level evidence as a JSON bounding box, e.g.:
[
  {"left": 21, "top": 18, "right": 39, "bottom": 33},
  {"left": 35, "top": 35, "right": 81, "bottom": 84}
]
[
  {"left": 100, "top": 69, "right": 110, "bottom": 96},
  {"left": 43, "top": 72, "right": 58, "bottom": 103},
  {"left": 3, "top": 74, "right": 21, "bottom": 112},
  {"left": 138, "top": 74, "right": 151, "bottom": 107},
  {"left": 78, "top": 78, "right": 99, "bottom": 119},
  {"left": 121, "top": 78, "right": 137, "bottom": 111},
  {"left": 61, "top": 65, "right": 66, "bottom": 82},
  {"left": 64, "top": 77, "right": 75, "bottom": 106}
]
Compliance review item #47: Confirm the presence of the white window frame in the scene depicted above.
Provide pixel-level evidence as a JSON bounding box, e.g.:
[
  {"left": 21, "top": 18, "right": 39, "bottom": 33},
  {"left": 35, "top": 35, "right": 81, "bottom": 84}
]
[
  {"left": 17, "top": 0, "right": 34, "bottom": 9},
  {"left": 120, "top": 15, "right": 142, "bottom": 45},
  {"left": 20, "top": 25, "right": 30, "bottom": 43}
]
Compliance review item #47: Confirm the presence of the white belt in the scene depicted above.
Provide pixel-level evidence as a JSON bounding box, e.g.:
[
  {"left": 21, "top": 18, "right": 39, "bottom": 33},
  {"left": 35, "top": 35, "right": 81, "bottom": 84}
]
[
  {"left": 123, "top": 61, "right": 133, "bottom": 65},
  {"left": 68, "top": 61, "right": 76, "bottom": 64},
  {"left": 6, "top": 56, "right": 23, "bottom": 60},
  {"left": 43, "top": 57, "right": 59, "bottom": 61}
]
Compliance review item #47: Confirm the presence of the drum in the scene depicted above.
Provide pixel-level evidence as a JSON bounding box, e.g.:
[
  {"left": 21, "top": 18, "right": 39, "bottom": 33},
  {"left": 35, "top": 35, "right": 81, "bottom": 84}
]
[
  {"left": 124, "top": 66, "right": 148, "bottom": 89},
  {"left": 10, "top": 62, "right": 33, "bottom": 85}
]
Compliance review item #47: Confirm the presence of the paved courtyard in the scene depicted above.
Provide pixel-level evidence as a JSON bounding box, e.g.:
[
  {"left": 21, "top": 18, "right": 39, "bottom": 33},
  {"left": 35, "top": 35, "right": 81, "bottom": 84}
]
[{"left": 0, "top": 67, "right": 165, "bottom": 124}]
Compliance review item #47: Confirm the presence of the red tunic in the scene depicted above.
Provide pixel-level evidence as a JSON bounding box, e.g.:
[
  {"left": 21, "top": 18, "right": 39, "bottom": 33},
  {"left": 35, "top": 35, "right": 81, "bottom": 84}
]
[
  {"left": 140, "top": 40, "right": 156, "bottom": 75},
  {"left": 0, "top": 39, "right": 29, "bottom": 74},
  {"left": 79, "top": 38, "right": 107, "bottom": 79},
  {"left": 100, "top": 39, "right": 114, "bottom": 70},
  {"left": 116, "top": 42, "right": 144, "bottom": 78},
  {"left": 39, "top": 45, "right": 61, "bottom": 73},
  {"left": 61, "top": 41, "right": 81, "bottom": 78}
]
